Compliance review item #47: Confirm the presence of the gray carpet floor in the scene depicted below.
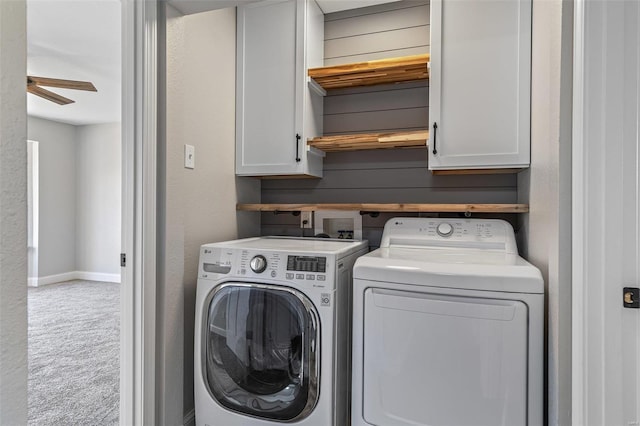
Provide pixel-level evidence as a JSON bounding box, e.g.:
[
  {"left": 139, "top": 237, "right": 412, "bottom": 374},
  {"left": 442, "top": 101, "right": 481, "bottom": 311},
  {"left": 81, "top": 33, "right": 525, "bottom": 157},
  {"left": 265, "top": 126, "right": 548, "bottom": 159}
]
[{"left": 28, "top": 280, "right": 120, "bottom": 426}]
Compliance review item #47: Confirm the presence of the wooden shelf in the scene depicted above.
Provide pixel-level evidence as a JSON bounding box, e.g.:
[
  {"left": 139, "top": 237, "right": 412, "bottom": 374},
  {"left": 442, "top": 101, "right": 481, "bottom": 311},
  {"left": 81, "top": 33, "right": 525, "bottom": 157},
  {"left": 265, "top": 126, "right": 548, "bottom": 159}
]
[
  {"left": 237, "top": 203, "right": 529, "bottom": 213},
  {"left": 308, "top": 130, "right": 428, "bottom": 152},
  {"left": 308, "top": 54, "right": 429, "bottom": 90}
]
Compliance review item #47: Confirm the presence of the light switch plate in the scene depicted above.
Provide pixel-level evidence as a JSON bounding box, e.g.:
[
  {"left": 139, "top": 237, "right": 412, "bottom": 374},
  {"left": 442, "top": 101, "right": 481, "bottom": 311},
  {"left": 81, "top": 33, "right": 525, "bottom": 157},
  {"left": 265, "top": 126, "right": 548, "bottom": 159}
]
[{"left": 184, "top": 144, "right": 195, "bottom": 169}]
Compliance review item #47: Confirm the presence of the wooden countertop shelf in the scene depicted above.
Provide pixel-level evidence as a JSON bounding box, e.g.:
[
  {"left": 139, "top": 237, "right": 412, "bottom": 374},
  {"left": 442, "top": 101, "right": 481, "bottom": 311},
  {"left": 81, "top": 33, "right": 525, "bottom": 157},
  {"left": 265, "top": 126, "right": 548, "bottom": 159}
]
[
  {"left": 308, "top": 54, "right": 430, "bottom": 90},
  {"left": 237, "top": 203, "right": 529, "bottom": 214},
  {"left": 308, "top": 130, "right": 428, "bottom": 152}
]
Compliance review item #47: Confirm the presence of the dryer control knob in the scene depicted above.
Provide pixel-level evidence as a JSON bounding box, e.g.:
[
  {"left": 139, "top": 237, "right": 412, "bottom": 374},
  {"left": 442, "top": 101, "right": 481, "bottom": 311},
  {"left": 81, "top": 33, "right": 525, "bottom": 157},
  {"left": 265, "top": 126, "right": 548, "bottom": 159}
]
[
  {"left": 250, "top": 255, "right": 267, "bottom": 273},
  {"left": 436, "top": 222, "right": 454, "bottom": 237}
]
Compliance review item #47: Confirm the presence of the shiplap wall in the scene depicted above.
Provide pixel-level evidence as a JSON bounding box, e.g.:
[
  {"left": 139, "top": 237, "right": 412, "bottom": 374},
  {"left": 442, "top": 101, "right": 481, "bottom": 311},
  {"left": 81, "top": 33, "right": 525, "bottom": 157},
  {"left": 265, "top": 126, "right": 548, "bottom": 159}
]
[
  {"left": 323, "top": 0, "right": 430, "bottom": 65},
  {"left": 323, "top": 81, "right": 429, "bottom": 135},
  {"left": 261, "top": 0, "right": 518, "bottom": 248}
]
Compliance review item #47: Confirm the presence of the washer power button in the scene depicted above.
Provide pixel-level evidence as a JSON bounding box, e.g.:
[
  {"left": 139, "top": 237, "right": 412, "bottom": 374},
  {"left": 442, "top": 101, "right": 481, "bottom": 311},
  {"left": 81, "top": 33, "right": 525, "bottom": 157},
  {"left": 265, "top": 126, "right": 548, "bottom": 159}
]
[{"left": 436, "top": 222, "right": 454, "bottom": 237}]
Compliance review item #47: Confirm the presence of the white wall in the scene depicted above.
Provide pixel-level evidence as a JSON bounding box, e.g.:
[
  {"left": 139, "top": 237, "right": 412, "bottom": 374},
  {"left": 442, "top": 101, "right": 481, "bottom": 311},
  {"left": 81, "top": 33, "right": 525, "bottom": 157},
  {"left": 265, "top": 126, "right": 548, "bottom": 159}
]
[
  {"left": 0, "top": 0, "right": 28, "bottom": 423},
  {"left": 159, "top": 5, "right": 260, "bottom": 424},
  {"left": 518, "top": 0, "right": 573, "bottom": 424},
  {"left": 76, "top": 123, "right": 121, "bottom": 277},
  {"left": 27, "top": 117, "right": 121, "bottom": 283},
  {"left": 27, "top": 116, "right": 77, "bottom": 278}
]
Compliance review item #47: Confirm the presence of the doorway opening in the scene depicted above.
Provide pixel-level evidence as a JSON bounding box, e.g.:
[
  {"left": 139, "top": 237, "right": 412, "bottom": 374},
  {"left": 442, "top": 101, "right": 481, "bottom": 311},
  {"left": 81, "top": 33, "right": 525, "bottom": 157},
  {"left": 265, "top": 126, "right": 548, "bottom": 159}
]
[{"left": 26, "top": 0, "right": 122, "bottom": 423}]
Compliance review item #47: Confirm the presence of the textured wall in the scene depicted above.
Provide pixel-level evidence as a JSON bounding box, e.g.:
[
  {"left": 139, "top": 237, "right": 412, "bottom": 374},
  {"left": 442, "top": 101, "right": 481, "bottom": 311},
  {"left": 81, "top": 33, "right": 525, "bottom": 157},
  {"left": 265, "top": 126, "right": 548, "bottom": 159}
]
[
  {"left": 160, "top": 5, "right": 260, "bottom": 424},
  {"left": 75, "top": 123, "right": 121, "bottom": 277},
  {"left": 0, "top": 0, "right": 28, "bottom": 423}
]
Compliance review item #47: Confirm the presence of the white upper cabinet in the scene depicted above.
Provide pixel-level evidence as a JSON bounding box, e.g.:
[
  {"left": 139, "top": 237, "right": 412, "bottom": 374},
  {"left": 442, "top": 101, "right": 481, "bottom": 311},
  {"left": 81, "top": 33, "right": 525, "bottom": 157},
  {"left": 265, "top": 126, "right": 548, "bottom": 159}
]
[
  {"left": 428, "top": 0, "right": 532, "bottom": 170},
  {"left": 236, "top": 0, "right": 324, "bottom": 177}
]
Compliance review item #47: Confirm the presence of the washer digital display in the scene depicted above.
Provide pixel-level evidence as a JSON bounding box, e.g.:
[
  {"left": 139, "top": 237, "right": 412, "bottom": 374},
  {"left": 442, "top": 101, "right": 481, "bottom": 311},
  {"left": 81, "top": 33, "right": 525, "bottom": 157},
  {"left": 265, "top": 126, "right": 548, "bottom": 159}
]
[{"left": 287, "top": 256, "right": 327, "bottom": 273}]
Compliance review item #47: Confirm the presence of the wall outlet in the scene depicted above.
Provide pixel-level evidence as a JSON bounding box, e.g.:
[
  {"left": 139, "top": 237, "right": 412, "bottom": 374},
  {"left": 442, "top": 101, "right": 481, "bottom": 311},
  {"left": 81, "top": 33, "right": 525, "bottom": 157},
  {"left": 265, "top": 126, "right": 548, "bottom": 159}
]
[{"left": 301, "top": 211, "right": 313, "bottom": 229}]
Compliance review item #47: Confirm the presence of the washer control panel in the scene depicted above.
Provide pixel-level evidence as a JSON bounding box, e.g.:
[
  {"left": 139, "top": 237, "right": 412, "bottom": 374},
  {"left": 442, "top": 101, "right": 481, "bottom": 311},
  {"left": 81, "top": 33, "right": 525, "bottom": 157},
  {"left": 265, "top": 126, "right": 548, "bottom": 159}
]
[{"left": 199, "top": 246, "right": 333, "bottom": 288}]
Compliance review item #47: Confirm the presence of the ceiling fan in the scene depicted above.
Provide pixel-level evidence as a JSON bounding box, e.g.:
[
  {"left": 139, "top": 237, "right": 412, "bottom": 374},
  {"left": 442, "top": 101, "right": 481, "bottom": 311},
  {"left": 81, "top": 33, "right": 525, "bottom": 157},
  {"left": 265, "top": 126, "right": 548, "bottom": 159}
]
[{"left": 27, "top": 76, "right": 97, "bottom": 105}]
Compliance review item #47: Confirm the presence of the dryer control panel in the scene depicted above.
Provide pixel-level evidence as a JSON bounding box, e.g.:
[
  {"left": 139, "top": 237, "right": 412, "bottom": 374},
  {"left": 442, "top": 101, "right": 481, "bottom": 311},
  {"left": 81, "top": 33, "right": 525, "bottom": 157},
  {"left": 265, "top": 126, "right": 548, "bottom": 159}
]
[{"left": 380, "top": 218, "right": 518, "bottom": 254}]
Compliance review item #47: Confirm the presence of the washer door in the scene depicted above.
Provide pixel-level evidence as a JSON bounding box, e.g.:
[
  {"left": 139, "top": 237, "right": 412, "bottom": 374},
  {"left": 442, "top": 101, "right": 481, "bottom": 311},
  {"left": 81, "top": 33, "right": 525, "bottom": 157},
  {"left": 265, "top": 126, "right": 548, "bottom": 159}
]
[{"left": 204, "top": 283, "right": 320, "bottom": 421}]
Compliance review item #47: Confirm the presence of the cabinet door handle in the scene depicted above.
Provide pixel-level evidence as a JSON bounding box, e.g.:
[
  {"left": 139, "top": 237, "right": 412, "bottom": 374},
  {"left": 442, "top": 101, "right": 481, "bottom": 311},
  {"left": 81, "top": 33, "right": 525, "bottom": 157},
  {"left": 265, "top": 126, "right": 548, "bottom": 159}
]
[
  {"left": 432, "top": 122, "right": 438, "bottom": 155},
  {"left": 295, "top": 133, "right": 301, "bottom": 162}
]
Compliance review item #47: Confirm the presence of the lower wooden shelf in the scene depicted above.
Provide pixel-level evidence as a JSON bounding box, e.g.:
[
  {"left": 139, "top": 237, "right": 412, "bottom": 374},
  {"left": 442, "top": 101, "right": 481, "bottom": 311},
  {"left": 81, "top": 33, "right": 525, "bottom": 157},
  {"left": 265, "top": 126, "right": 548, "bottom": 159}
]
[{"left": 237, "top": 203, "right": 529, "bottom": 213}]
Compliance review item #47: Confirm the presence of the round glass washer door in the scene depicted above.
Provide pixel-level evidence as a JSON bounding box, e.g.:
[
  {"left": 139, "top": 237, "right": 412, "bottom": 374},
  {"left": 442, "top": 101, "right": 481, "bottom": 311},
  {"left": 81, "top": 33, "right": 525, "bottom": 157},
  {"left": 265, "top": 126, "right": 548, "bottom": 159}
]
[{"left": 204, "top": 283, "right": 320, "bottom": 422}]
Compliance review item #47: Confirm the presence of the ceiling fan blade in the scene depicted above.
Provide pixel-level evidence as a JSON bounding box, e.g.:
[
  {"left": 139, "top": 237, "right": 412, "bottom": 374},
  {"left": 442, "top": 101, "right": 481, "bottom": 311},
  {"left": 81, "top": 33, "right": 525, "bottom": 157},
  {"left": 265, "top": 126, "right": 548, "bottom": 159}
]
[
  {"left": 28, "top": 76, "right": 97, "bottom": 92},
  {"left": 27, "top": 85, "right": 75, "bottom": 105}
]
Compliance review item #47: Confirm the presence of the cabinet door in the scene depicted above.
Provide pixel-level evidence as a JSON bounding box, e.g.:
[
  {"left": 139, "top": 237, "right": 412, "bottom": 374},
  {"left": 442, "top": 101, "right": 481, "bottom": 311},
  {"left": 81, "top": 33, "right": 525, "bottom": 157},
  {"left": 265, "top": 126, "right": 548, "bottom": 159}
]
[
  {"left": 236, "top": 0, "right": 304, "bottom": 176},
  {"left": 429, "top": 0, "right": 532, "bottom": 170}
]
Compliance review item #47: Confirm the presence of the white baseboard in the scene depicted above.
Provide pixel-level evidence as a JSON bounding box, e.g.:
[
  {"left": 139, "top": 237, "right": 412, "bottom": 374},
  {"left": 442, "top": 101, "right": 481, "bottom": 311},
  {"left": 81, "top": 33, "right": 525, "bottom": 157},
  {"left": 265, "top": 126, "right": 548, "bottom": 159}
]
[
  {"left": 32, "top": 271, "right": 79, "bottom": 286},
  {"left": 30, "top": 271, "right": 121, "bottom": 286},
  {"left": 75, "top": 271, "right": 121, "bottom": 283},
  {"left": 183, "top": 409, "right": 195, "bottom": 426}
]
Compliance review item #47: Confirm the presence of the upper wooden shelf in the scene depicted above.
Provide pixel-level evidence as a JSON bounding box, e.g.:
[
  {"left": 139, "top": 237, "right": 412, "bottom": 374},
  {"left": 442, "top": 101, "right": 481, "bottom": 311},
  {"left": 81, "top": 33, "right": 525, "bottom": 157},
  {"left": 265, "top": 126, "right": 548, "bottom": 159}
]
[
  {"left": 308, "top": 54, "right": 430, "bottom": 90},
  {"left": 308, "top": 130, "right": 428, "bottom": 152},
  {"left": 237, "top": 203, "right": 529, "bottom": 214}
]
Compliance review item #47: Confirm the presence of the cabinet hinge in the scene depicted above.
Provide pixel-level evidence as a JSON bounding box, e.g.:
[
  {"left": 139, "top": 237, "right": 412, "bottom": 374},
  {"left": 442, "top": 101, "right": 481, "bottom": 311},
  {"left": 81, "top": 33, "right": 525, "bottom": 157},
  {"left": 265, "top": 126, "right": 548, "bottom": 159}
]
[{"left": 120, "top": 253, "right": 126, "bottom": 267}]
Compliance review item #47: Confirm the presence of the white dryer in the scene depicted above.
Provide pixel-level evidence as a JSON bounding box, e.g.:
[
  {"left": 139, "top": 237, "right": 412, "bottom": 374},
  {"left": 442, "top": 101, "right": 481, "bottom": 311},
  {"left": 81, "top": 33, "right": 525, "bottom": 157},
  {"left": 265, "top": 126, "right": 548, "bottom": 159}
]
[
  {"left": 194, "top": 237, "right": 368, "bottom": 425},
  {"left": 352, "top": 218, "right": 543, "bottom": 426}
]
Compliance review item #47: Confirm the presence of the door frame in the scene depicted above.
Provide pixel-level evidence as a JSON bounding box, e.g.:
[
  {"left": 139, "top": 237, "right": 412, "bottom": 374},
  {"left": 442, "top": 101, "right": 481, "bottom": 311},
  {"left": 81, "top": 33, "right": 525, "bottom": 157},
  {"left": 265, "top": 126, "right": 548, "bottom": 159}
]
[
  {"left": 27, "top": 140, "right": 39, "bottom": 287},
  {"left": 572, "top": 0, "right": 640, "bottom": 424},
  {"left": 571, "top": 0, "right": 586, "bottom": 421},
  {"left": 121, "top": 0, "right": 157, "bottom": 424}
]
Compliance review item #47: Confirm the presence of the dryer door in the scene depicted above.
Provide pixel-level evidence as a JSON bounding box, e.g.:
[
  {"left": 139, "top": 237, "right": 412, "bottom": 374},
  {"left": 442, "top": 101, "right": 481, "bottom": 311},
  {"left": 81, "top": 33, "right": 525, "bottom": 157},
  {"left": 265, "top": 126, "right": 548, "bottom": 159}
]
[
  {"left": 203, "top": 283, "right": 320, "bottom": 421},
  {"left": 362, "top": 287, "right": 529, "bottom": 426}
]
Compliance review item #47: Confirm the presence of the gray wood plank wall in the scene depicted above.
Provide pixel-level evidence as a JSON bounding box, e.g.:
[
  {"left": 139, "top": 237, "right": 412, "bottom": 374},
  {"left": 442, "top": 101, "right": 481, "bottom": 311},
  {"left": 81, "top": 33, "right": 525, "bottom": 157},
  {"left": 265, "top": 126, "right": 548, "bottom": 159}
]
[
  {"left": 324, "top": 0, "right": 430, "bottom": 66},
  {"left": 262, "top": 210, "right": 519, "bottom": 251},
  {"left": 260, "top": 0, "right": 519, "bottom": 248}
]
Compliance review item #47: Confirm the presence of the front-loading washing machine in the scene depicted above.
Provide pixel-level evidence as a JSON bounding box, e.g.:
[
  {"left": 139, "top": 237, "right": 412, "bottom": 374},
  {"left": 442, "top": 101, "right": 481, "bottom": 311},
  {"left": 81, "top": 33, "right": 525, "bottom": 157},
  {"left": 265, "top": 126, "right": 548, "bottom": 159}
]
[
  {"left": 352, "top": 218, "right": 544, "bottom": 426},
  {"left": 194, "top": 236, "right": 368, "bottom": 425}
]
